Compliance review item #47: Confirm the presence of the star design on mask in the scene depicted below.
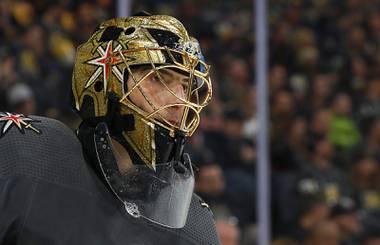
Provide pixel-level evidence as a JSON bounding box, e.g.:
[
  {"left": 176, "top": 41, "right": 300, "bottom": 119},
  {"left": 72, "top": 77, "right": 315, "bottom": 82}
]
[
  {"left": 0, "top": 112, "right": 41, "bottom": 138},
  {"left": 86, "top": 41, "right": 124, "bottom": 94}
]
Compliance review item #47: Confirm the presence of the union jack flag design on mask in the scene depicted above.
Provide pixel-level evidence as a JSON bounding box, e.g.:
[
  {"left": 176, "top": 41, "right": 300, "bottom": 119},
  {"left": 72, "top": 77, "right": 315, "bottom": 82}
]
[{"left": 0, "top": 112, "right": 41, "bottom": 138}]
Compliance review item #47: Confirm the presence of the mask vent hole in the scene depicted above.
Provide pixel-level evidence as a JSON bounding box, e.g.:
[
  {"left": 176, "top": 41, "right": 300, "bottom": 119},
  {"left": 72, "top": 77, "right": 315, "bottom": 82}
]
[
  {"left": 125, "top": 27, "right": 136, "bottom": 35},
  {"left": 94, "top": 81, "right": 103, "bottom": 92},
  {"left": 99, "top": 26, "right": 123, "bottom": 42}
]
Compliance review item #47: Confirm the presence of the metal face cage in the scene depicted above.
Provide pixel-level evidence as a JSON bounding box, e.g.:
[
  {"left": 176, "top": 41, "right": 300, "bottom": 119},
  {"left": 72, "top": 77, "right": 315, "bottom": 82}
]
[{"left": 118, "top": 46, "right": 212, "bottom": 137}]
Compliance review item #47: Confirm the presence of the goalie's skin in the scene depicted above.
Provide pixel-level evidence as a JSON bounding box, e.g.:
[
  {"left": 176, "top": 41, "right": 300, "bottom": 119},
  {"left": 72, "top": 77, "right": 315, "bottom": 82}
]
[{"left": 0, "top": 13, "right": 220, "bottom": 245}]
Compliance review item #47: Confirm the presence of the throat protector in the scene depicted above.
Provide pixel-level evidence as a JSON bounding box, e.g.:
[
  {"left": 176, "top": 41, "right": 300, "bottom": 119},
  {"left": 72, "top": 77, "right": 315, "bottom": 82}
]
[{"left": 94, "top": 122, "right": 194, "bottom": 228}]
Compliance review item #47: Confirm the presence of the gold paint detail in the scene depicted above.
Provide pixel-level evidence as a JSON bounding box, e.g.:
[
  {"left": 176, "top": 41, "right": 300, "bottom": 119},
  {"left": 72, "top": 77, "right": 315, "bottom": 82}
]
[{"left": 121, "top": 107, "right": 156, "bottom": 169}]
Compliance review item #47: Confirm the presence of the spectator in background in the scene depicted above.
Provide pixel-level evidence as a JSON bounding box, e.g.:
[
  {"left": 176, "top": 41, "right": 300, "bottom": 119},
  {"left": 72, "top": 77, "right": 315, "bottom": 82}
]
[
  {"left": 295, "top": 200, "right": 330, "bottom": 241},
  {"left": 356, "top": 79, "right": 380, "bottom": 134},
  {"left": 203, "top": 108, "right": 255, "bottom": 226},
  {"left": 216, "top": 218, "right": 241, "bottom": 245},
  {"left": 19, "top": 24, "right": 48, "bottom": 78},
  {"left": 73, "top": 1, "right": 99, "bottom": 44},
  {"left": 195, "top": 162, "right": 231, "bottom": 219},
  {"left": 205, "top": 108, "right": 253, "bottom": 170},
  {"left": 328, "top": 93, "right": 361, "bottom": 153},
  {"left": 308, "top": 109, "right": 332, "bottom": 145},
  {"left": 243, "top": 86, "right": 257, "bottom": 139},
  {"left": 271, "top": 117, "right": 308, "bottom": 170},
  {"left": 328, "top": 93, "right": 361, "bottom": 169},
  {"left": 363, "top": 233, "right": 380, "bottom": 245},
  {"left": 6, "top": 83, "right": 36, "bottom": 115},
  {"left": 357, "top": 118, "right": 380, "bottom": 163},
  {"left": 306, "top": 74, "right": 335, "bottom": 116},
  {"left": 293, "top": 28, "right": 320, "bottom": 76},
  {"left": 304, "top": 220, "right": 341, "bottom": 245},
  {"left": 271, "top": 90, "right": 295, "bottom": 143},
  {"left": 219, "top": 57, "right": 250, "bottom": 108},
  {"left": 297, "top": 138, "right": 353, "bottom": 206},
  {"left": 0, "top": 48, "right": 19, "bottom": 111},
  {"left": 269, "top": 65, "right": 288, "bottom": 98},
  {"left": 351, "top": 158, "right": 380, "bottom": 211},
  {"left": 330, "top": 198, "right": 362, "bottom": 244}
]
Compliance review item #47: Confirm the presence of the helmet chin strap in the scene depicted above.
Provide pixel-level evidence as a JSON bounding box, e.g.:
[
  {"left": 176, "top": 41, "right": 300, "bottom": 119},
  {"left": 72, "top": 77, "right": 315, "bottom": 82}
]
[{"left": 172, "top": 131, "right": 186, "bottom": 162}]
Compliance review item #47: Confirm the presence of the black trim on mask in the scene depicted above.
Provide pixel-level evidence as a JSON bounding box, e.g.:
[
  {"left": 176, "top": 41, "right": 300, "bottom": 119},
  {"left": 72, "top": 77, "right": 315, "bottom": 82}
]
[
  {"left": 105, "top": 92, "right": 135, "bottom": 133},
  {"left": 77, "top": 121, "right": 104, "bottom": 177},
  {"left": 146, "top": 28, "right": 184, "bottom": 65},
  {"left": 99, "top": 26, "right": 124, "bottom": 42},
  {"left": 81, "top": 95, "right": 96, "bottom": 119},
  {"left": 147, "top": 28, "right": 180, "bottom": 50}
]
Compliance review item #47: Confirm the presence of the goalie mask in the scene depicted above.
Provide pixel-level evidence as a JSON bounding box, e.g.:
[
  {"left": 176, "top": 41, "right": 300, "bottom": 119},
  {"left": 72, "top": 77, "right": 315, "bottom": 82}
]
[{"left": 72, "top": 14, "right": 212, "bottom": 228}]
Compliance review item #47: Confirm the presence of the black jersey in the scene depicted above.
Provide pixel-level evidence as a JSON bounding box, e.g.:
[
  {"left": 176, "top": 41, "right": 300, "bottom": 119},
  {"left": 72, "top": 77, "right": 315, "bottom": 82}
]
[{"left": 0, "top": 114, "right": 220, "bottom": 245}]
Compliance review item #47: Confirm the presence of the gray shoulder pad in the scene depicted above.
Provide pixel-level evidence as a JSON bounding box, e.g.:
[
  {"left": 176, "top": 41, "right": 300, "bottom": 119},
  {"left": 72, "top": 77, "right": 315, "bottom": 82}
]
[
  {"left": 0, "top": 113, "right": 89, "bottom": 190},
  {"left": 177, "top": 194, "right": 221, "bottom": 244}
]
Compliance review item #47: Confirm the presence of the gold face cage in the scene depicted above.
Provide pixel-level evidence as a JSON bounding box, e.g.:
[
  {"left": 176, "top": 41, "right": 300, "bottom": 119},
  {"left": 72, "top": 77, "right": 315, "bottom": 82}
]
[{"left": 119, "top": 46, "right": 212, "bottom": 137}]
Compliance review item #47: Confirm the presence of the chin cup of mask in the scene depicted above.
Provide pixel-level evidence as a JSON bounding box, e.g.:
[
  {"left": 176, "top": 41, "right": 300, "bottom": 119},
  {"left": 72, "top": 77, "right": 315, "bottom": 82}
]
[{"left": 94, "top": 122, "right": 194, "bottom": 228}]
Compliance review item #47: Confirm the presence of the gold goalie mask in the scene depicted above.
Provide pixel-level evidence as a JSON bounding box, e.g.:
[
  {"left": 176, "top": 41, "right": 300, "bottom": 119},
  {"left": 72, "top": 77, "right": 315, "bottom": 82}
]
[{"left": 72, "top": 13, "right": 212, "bottom": 228}]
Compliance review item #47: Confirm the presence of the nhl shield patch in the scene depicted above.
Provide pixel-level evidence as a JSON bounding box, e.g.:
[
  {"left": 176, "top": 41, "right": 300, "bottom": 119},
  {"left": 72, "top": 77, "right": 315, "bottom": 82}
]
[{"left": 0, "top": 112, "right": 41, "bottom": 138}]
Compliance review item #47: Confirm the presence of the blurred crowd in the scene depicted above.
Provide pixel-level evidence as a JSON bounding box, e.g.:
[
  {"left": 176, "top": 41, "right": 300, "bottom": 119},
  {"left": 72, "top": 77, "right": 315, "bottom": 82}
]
[
  {"left": 0, "top": 0, "right": 115, "bottom": 124},
  {"left": 270, "top": 0, "right": 380, "bottom": 244}
]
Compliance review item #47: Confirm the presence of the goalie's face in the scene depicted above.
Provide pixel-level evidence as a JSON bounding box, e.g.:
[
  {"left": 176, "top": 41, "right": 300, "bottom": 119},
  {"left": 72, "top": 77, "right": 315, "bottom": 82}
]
[
  {"left": 127, "top": 67, "right": 186, "bottom": 127},
  {"left": 120, "top": 60, "right": 211, "bottom": 137}
]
